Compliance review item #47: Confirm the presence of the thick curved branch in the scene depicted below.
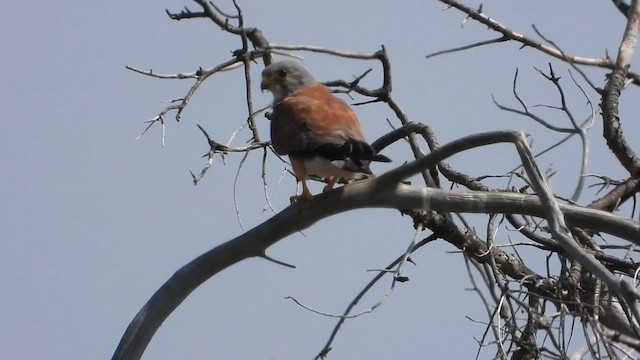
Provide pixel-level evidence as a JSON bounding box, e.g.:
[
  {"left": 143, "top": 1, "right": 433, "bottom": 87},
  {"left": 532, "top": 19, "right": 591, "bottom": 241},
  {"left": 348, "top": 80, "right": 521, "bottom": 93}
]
[
  {"left": 112, "top": 130, "right": 640, "bottom": 360},
  {"left": 112, "top": 185, "right": 640, "bottom": 359}
]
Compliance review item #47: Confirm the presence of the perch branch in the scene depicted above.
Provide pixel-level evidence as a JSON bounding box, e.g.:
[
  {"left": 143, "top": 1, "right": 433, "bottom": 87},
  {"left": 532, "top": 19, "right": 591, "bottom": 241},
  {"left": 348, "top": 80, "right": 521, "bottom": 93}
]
[{"left": 112, "top": 130, "right": 640, "bottom": 360}]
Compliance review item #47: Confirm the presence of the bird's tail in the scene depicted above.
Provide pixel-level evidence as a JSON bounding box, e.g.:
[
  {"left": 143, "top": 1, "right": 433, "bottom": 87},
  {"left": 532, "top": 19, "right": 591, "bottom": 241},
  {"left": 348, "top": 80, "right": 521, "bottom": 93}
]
[{"left": 316, "top": 139, "right": 392, "bottom": 163}]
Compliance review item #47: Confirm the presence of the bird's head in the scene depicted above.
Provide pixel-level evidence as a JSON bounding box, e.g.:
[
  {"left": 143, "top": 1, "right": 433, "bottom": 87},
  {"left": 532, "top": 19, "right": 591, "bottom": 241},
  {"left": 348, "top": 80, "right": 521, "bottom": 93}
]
[{"left": 261, "top": 61, "right": 317, "bottom": 102}]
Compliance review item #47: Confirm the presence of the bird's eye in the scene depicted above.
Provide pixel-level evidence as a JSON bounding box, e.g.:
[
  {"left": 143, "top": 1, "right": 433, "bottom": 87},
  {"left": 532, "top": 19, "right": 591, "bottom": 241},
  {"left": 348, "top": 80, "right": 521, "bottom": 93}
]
[{"left": 278, "top": 69, "right": 287, "bottom": 78}]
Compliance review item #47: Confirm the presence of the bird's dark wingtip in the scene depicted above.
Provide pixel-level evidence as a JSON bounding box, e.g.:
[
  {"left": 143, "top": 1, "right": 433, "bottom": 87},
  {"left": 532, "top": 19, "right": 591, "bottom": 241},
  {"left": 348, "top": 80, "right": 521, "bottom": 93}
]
[{"left": 372, "top": 154, "right": 392, "bottom": 162}]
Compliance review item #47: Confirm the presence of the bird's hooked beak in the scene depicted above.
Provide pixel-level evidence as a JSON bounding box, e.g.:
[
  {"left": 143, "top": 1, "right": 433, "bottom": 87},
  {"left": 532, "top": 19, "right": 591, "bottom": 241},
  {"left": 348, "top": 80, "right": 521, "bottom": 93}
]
[{"left": 260, "top": 75, "right": 273, "bottom": 92}]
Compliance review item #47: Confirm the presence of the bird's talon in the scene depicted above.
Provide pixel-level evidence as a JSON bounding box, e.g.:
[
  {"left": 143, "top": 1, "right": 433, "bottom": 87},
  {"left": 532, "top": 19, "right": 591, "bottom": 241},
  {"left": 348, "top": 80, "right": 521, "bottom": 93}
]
[
  {"left": 290, "top": 195, "right": 312, "bottom": 204},
  {"left": 323, "top": 177, "right": 338, "bottom": 193}
]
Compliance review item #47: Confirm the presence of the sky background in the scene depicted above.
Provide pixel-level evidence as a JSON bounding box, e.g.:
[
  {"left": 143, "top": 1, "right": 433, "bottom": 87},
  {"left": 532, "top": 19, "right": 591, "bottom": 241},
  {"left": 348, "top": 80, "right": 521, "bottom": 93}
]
[{"left": 2, "top": 1, "right": 639, "bottom": 359}]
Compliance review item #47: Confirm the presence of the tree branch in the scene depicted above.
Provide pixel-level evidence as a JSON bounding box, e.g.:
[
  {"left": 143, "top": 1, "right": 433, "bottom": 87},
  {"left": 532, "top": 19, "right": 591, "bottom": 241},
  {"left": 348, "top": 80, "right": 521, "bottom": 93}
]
[
  {"left": 112, "top": 130, "right": 640, "bottom": 360},
  {"left": 601, "top": 0, "right": 640, "bottom": 177},
  {"left": 438, "top": 0, "right": 640, "bottom": 85}
]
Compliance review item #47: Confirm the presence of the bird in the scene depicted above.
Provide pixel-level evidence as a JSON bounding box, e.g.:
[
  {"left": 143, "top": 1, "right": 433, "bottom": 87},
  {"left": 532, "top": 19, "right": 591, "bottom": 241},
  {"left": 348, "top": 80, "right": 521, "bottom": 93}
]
[{"left": 260, "top": 60, "right": 391, "bottom": 203}]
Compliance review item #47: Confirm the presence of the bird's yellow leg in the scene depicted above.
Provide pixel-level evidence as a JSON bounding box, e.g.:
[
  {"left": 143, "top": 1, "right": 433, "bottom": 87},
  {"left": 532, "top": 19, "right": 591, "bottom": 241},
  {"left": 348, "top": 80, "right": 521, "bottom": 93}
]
[
  {"left": 295, "top": 181, "right": 313, "bottom": 202},
  {"left": 322, "top": 176, "right": 339, "bottom": 193},
  {"left": 290, "top": 157, "right": 313, "bottom": 203}
]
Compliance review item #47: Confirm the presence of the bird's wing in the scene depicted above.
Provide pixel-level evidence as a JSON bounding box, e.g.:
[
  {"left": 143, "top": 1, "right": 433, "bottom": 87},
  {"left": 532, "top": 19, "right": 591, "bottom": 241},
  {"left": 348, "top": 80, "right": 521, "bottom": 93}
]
[{"left": 271, "top": 84, "right": 376, "bottom": 160}]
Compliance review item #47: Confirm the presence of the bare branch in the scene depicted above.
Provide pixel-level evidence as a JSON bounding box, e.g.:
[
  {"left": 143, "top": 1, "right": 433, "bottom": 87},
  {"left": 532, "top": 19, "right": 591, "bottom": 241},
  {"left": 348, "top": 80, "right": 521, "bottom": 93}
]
[
  {"left": 165, "top": 7, "right": 206, "bottom": 20},
  {"left": 439, "top": 0, "right": 612, "bottom": 66},
  {"left": 612, "top": 0, "right": 632, "bottom": 17},
  {"left": 425, "top": 36, "right": 508, "bottom": 59},
  {"left": 112, "top": 130, "right": 640, "bottom": 360},
  {"left": 438, "top": 0, "right": 640, "bottom": 85},
  {"left": 266, "top": 44, "right": 379, "bottom": 60},
  {"left": 601, "top": 0, "right": 640, "bottom": 177},
  {"left": 316, "top": 233, "right": 438, "bottom": 359},
  {"left": 125, "top": 65, "right": 199, "bottom": 79},
  {"left": 232, "top": 151, "right": 250, "bottom": 230}
]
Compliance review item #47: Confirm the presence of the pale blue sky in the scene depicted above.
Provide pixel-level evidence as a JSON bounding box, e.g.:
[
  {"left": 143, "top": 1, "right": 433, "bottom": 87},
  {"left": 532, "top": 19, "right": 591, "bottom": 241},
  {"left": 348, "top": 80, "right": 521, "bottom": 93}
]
[{"left": 2, "top": 1, "right": 638, "bottom": 359}]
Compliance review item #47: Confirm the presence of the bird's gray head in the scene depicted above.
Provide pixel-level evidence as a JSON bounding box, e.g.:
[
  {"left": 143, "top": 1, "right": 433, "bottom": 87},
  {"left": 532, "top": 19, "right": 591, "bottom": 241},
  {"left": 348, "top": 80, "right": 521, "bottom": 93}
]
[{"left": 261, "top": 61, "right": 318, "bottom": 102}]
